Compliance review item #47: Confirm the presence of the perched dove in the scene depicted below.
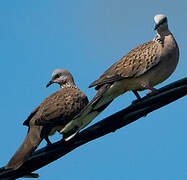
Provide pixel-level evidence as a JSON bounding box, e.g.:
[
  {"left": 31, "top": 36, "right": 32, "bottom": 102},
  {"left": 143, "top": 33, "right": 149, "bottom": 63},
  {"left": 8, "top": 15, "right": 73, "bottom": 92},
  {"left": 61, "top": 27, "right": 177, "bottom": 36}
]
[
  {"left": 5, "top": 69, "right": 88, "bottom": 170},
  {"left": 64, "top": 14, "right": 179, "bottom": 134}
]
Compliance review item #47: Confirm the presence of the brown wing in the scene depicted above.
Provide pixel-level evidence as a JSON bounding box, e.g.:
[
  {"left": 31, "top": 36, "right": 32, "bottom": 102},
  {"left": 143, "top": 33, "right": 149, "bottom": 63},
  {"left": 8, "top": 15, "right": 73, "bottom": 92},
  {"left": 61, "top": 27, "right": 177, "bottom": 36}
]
[
  {"left": 23, "top": 87, "right": 88, "bottom": 127},
  {"left": 23, "top": 107, "right": 39, "bottom": 126},
  {"left": 89, "top": 41, "right": 161, "bottom": 89}
]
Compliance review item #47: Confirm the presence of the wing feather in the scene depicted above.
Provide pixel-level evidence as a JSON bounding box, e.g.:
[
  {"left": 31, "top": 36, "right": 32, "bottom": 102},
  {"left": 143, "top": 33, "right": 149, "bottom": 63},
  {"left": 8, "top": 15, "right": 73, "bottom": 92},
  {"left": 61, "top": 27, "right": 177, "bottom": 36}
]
[
  {"left": 89, "top": 41, "right": 161, "bottom": 89},
  {"left": 24, "top": 88, "right": 88, "bottom": 127}
]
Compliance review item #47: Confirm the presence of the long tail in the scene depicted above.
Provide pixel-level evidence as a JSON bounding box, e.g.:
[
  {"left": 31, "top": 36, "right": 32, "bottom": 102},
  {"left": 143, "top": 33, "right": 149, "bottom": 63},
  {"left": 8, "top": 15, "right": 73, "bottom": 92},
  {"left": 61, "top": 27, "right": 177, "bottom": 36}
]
[
  {"left": 63, "top": 84, "right": 113, "bottom": 141},
  {"left": 5, "top": 126, "right": 43, "bottom": 170}
]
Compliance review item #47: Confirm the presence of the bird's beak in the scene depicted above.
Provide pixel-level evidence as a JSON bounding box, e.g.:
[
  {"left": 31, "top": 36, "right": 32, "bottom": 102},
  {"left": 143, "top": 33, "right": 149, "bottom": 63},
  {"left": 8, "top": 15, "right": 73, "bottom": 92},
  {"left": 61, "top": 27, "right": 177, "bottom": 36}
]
[
  {"left": 46, "top": 80, "right": 54, "bottom": 88},
  {"left": 154, "top": 24, "right": 158, "bottom": 30}
]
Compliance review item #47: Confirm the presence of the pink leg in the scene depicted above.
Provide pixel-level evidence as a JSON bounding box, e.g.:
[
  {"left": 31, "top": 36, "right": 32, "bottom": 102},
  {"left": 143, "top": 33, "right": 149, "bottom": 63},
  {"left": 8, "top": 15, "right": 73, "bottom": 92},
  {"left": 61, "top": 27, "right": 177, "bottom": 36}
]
[
  {"left": 144, "top": 86, "right": 157, "bottom": 94},
  {"left": 132, "top": 90, "right": 141, "bottom": 100}
]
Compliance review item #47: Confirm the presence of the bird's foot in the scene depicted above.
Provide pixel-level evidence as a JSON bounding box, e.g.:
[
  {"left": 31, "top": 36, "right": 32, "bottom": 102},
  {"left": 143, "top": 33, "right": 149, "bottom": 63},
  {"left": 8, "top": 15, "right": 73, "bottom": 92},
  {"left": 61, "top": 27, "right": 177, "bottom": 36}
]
[
  {"left": 45, "top": 137, "right": 53, "bottom": 146},
  {"left": 131, "top": 90, "right": 148, "bottom": 117},
  {"left": 145, "top": 86, "right": 158, "bottom": 95},
  {"left": 132, "top": 90, "right": 142, "bottom": 105},
  {"left": 132, "top": 90, "right": 141, "bottom": 100}
]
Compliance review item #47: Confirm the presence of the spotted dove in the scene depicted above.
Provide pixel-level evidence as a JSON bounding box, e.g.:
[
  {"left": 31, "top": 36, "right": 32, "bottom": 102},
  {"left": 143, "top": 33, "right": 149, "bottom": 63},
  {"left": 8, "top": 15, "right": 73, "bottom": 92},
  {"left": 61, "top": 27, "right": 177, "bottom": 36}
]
[
  {"left": 65, "top": 14, "right": 179, "bottom": 134},
  {"left": 5, "top": 69, "right": 88, "bottom": 170}
]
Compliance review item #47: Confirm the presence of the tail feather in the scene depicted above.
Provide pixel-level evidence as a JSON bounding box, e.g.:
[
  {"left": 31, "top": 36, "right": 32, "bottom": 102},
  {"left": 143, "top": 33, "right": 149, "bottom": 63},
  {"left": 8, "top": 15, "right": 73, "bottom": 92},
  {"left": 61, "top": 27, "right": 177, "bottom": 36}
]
[
  {"left": 62, "top": 84, "right": 113, "bottom": 140},
  {"left": 86, "top": 83, "right": 113, "bottom": 113},
  {"left": 5, "top": 127, "right": 42, "bottom": 170},
  {"left": 75, "top": 84, "right": 112, "bottom": 118}
]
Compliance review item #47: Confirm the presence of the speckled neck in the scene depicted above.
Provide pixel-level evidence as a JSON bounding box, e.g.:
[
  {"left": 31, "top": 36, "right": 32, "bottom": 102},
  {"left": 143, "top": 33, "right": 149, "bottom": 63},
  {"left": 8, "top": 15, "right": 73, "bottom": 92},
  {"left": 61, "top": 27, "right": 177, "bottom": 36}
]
[
  {"left": 60, "top": 82, "right": 77, "bottom": 89},
  {"left": 153, "top": 29, "right": 171, "bottom": 45}
]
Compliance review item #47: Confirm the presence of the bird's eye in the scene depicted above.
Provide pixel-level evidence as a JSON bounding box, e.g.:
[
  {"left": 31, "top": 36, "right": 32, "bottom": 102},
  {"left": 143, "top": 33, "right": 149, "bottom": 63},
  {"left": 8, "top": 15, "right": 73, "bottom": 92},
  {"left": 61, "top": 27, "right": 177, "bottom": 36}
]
[
  {"left": 55, "top": 74, "right": 60, "bottom": 79},
  {"left": 159, "top": 17, "right": 167, "bottom": 25}
]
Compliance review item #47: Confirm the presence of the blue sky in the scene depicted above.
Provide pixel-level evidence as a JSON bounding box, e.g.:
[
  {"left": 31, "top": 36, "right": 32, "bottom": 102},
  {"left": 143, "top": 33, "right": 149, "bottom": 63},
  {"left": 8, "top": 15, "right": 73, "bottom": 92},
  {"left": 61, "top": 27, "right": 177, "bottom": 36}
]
[{"left": 0, "top": 0, "right": 187, "bottom": 179}]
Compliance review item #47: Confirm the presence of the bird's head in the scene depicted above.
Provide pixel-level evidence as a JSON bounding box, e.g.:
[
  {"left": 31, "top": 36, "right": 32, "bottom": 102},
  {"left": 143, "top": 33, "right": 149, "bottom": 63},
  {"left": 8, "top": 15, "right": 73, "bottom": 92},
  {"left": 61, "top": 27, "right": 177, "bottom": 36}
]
[
  {"left": 46, "top": 69, "right": 75, "bottom": 88},
  {"left": 154, "top": 14, "right": 168, "bottom": 31}
]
